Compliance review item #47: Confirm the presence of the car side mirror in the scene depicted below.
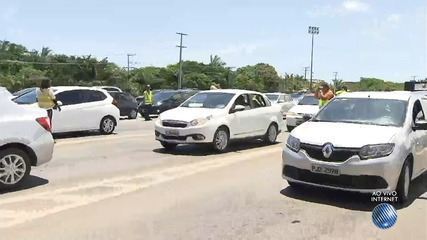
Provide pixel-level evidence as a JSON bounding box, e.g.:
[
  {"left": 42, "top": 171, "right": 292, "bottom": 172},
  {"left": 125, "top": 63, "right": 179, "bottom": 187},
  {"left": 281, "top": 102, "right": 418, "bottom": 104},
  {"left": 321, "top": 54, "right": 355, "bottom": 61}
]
[
  {"left": 413, "top": 120, "right": 427, "bottom": 131},
  {"left": 231, "top": 105, "right": 246, "bottom": 113},
  {"left": 57, "top": 101, "right": 63, "bottom": 106}
]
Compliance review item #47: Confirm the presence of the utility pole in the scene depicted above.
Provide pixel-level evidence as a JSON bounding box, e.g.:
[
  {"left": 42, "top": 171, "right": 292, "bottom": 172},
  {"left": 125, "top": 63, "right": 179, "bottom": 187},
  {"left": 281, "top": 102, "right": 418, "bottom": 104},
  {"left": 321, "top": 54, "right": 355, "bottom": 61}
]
[
  {"left": 308, "top": 26, "right": 319, "bottom": 92},
  {"left": 304, "top": 67, "right": 310, "bottom": 81},
  {"left": 333, "top": 72, "right": 338, "bottom": 81},
  {"left": 127, "top": 53, "right": 136, "bottom": 82},
  {"left": 176, "top": 32, "right": 188, "bottom": 89}
]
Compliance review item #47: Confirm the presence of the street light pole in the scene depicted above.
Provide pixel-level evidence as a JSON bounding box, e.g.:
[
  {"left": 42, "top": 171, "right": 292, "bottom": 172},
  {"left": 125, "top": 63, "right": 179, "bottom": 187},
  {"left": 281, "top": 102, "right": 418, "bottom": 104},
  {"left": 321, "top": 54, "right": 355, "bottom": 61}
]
[
  {"left": 176, "top": 32, "right": 188, "bottom": 89},
  {"left": 308, "top": 26, "right": 319, "bottom": 92}
]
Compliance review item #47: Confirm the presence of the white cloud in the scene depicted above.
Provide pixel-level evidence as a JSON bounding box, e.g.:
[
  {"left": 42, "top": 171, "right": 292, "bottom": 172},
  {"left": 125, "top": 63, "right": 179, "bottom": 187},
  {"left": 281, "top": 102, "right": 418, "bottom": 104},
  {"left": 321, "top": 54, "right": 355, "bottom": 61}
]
[
  {"left": 342, "top": 0, "right": 370, "bottom": 12},
  {"left": 307, "top": 1, "right": 370, "bottom": 18}
]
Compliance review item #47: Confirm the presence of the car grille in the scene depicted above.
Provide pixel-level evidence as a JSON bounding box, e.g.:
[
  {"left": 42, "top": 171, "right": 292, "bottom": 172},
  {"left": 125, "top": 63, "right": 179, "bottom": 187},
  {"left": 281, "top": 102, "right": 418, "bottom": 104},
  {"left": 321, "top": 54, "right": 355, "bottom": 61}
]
[
  {"left": 300, "top": 143, "right": 360, "bottom": 162},
  {"left": 283, "top": 166, "right": 388, "bottom": 189},
  {"left": 162, "top": 120, "right": 188, "bottom": 128},
  {"left": 162, "top": 135, "right": 187, "bottom": 141}
]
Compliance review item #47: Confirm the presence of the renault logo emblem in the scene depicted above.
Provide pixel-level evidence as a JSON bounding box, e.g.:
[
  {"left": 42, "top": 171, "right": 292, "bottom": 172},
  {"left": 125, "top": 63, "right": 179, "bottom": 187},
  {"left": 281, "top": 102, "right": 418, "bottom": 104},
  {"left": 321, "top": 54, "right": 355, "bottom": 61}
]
[{"left": 322, "top": 143, "right": 334, "bottom": 159}]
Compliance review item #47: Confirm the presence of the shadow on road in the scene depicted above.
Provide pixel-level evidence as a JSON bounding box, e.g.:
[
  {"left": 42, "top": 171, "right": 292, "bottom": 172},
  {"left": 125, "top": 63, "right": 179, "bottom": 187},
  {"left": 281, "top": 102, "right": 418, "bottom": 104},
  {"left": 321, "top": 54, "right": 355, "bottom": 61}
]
[
  {"left": 0, "top": 175, "right": 49, "bottom": 195},
  {"left": 280, "top": 172, "right": 427, "bottom": 212},
  {"left": 153, "top": 140, "right": 281, "bottom": 156},
  {"left": 53, "top": 131, "right": 117, "bottom": 140}
]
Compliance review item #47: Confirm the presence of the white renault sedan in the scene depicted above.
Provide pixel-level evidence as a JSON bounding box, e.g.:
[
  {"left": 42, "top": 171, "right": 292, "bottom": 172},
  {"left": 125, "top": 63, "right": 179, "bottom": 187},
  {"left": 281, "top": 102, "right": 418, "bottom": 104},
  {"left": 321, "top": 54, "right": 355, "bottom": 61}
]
[
  {"left": 282, "top": 91, "right": 427, "bottom": 203},
  {"left": 0, "top": 93, "right": 54, "bottom": 188},
  {"left": 13, "top": 87, "right": 120, "bottom": 134},
  {"left": 155, "top": 90, "right": 284, "bottom": 152}
]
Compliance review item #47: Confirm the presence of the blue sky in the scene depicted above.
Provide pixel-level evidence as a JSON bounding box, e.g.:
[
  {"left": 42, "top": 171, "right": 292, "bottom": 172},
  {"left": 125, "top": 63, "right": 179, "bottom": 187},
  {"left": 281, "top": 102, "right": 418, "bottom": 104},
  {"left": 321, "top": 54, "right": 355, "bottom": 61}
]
[{"left": 0, "top": 0, "right": 425, "bottom": 82}]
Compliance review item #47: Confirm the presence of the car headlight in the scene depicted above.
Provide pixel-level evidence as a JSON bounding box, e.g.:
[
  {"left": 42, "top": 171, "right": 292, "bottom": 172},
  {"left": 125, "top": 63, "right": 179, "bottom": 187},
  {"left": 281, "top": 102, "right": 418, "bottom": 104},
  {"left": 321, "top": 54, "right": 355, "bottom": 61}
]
[
  {"left": 189, "top": 115, "right": 212, "bottom": 126},
  {"left": 286, "top": 135, "right": 301, "bottom": 152},
  {"left": 359, "top": 143, "right": 395, "bottom": 160}
]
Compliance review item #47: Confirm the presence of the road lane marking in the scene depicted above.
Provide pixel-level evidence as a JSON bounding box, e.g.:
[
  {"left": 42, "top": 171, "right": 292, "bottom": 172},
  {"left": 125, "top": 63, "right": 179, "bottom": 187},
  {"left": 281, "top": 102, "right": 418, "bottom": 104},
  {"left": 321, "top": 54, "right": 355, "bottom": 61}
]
[
  {"left": 56, "top": 133, "right": 153, "bottom": 146},
  {"left": 0, "top": 146, "right": 282, "bottom": 228}
]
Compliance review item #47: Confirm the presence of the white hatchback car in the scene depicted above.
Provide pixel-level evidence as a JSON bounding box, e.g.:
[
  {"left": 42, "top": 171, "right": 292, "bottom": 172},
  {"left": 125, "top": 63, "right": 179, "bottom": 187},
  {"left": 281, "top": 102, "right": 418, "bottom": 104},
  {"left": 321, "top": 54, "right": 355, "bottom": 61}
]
[
  {"left": 0, "top": 93, "right": 54, "bottom": 188},
  {"left": 266, "top": 93, "right": 295, "bottom": 118},
  {"left": 155, "top": 90, "right": 284, "bottom": 152},
  {"left": 282, "top": 91, "right": 427, "bottom": 203},
  {"left": 285, "top": 94, "right": 319, "bottom": 132},
  {"left": 13, "top": 87, "right": 120, "bottom": 134}
]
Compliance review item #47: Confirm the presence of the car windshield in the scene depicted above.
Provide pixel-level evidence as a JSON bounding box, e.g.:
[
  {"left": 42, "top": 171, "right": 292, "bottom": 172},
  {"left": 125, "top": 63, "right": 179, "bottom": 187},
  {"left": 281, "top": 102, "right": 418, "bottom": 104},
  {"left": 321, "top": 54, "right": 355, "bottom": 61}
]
[
  {"left": 154, "top": 91, "right": 176, "bottom": 103},
  {"left": 266, "top": 94, "right": 279, "bottom": 102},
  {"left": 313, "top": 98, "right": 408, "bottom": 127},
  {"left": 13, "top": 89, "right": 37, "bottom": 104},
  {"left": 298, "top": 95, "right": 318, "bottom": 105},
  {"left": 181, "top": 92, "right": 235, "bottom": 109}
]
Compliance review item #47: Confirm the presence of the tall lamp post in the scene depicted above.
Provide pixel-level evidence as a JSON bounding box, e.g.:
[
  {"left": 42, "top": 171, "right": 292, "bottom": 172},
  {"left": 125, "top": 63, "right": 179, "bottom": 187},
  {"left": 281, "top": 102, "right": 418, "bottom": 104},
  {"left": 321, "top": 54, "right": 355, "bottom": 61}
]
[{"left": 308, "top": 26, "right": 319, "bottom": 92}]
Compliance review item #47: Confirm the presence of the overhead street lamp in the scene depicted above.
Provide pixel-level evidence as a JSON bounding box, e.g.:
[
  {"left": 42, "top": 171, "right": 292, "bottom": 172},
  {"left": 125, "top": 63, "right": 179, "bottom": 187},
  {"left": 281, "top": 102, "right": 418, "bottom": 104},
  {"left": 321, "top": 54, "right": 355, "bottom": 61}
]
[{"left": 308, "top": 26, "right": 319, "bottom": 92}]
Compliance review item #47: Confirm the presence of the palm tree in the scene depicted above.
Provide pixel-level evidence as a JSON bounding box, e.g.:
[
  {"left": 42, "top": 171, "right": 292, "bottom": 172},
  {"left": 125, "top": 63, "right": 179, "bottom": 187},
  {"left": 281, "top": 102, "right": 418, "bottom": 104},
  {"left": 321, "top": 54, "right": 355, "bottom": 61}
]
[{"left": 209, "top": 55, "right": 226, "bottom": 67}]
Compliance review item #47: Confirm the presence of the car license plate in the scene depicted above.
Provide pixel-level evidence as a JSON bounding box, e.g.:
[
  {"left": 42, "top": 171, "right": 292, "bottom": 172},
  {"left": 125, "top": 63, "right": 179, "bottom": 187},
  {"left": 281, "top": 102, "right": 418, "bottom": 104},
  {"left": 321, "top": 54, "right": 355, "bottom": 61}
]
[
  {"left": 165, "top": 129, "right": 179, "bottom": 136},
  {"left": 311, "top": 164, "right": 340, "bottom": 176}
]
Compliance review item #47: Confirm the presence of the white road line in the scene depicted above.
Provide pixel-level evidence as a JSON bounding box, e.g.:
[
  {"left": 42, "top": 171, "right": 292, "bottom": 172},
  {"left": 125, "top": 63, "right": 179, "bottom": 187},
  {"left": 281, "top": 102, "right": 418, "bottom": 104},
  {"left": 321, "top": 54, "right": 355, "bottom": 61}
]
[{"left": 0, "top": 146, "right": 282, "bottom": 228}]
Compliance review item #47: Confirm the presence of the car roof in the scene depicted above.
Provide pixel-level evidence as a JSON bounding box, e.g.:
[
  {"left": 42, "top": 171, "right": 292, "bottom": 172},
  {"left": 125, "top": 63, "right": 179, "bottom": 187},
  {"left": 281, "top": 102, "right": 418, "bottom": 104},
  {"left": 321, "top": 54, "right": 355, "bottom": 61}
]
[
  {"left": 52, "top": 86, "right": 107, "bottom": 91},
  {"left": 200, "top": 89, "right": 261, "bottom": 95},
  {"left": 336, "top": 91, "right": 427, "bottom": 101}
]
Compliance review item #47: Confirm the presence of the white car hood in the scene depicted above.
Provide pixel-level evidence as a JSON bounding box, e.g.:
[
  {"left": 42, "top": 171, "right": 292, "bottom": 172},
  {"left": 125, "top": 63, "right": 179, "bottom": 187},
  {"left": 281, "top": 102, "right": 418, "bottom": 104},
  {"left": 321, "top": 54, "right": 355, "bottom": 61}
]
[
  {"left": 288, "top": 105, "right": 319, "bottom": 115},
  {"left": 292, "top": 121, "right": 400, "bottom": 148},
  {"left": 160, "top": 107, "right": 224, "bottom": 122}
]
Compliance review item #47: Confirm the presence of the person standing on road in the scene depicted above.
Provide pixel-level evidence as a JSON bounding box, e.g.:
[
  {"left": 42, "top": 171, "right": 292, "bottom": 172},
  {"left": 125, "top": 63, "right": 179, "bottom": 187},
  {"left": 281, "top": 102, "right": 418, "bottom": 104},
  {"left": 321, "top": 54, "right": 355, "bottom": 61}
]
[
  {"left": 315, "top": 83, "right": 335, "bottom": 108},
  {"left": 142, "top": 85, "right": 154, "bottom": 121},
  {"left": 36, "top": 79, "right": 60, "bottom": 126}
]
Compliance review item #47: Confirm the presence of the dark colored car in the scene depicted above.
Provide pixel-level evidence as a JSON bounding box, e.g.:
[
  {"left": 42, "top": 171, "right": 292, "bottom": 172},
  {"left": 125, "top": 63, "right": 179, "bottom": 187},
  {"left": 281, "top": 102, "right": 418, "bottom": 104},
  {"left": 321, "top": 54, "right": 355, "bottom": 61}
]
[
  {"left": 139, "top": 89, "right": 198, "bottom": 116},
  {"left": 108, "top": 92, "right": 139, "bottom": 119}
]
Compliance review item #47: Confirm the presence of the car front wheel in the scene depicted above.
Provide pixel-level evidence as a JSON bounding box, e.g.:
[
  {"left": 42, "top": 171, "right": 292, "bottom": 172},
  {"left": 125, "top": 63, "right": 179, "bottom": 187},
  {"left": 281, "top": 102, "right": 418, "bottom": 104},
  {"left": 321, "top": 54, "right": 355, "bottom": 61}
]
[
  {"left": 212, "top": 127, "right": 229, "bottom": 153},
  {"left": 0, "top": 148, "right": 31, "bottom": 189},
  {"left": 396, "top": 159, "right": 411, "bottom": 204},
  {"left": 100, "top": 116, "right": 116, "bottom": 134}
]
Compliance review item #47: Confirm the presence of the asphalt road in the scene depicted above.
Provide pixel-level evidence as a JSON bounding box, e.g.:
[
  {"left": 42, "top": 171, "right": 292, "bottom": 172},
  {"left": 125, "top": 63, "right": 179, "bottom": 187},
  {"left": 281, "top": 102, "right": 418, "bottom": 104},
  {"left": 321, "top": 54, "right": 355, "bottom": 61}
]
[{"left": 0, "top": 119, "right": 426, "bottom": 240}]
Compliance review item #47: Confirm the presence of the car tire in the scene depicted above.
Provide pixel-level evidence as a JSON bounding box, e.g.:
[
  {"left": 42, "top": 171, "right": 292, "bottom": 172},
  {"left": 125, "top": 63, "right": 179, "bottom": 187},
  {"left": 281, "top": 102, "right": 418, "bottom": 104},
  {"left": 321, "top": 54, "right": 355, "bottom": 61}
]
[
  {"left": 128, "top": 109, "right": 138, "bottom": 119},
  {"left": 161, "top": 141, "right": 177, "bottom": 150},
  {"left": 286, "top": 125, "right": 295, "bottom": 132},
  {"left": 264, "top": 123, "right": 278, "bottom": 144},
  {"left": 100, "top": 116, "right": 116, "bottom": 135},
  {"left": 396, "top": 159, "right": 412, "bottom": 204},
  {"left": 0, "top": 148, "right": 31, "bottom": 189},
  {"left": 212, "top": 127, "right": 229, "bottom": 153}
]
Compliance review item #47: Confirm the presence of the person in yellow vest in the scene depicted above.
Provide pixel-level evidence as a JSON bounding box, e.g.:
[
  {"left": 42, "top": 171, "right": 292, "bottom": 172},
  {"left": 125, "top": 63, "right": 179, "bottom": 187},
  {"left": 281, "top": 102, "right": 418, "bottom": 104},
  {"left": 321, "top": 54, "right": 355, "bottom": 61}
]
[
  {"left": 336, "top": 86, "right": 349, "bottom": 96},
  {"left": 315, "top": 83, "right": 335, "bottom": 108},
  {"left": 142, "top": 84, "right": 154, "bottom": 121},
  {"left": 36, "top": 79, "right": 60, "bottom": 126}
]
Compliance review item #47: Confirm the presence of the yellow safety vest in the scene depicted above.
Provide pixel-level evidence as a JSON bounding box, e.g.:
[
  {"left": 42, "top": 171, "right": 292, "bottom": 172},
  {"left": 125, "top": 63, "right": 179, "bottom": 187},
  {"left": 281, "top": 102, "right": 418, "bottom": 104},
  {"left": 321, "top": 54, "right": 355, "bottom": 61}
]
[
  {"left": 336, "top": 90, "right": 348, "bottom": 96},
  {"left": 37, "top": 88, "right": 56, "bottom": 109},
  {"left": 144, "top": 90, "right": 153, "bottom": 104}
]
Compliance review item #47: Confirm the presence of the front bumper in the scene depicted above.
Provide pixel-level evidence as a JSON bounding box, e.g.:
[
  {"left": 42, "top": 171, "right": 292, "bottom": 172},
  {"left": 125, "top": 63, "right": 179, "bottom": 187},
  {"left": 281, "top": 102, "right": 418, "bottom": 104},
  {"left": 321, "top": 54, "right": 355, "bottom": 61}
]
[
  {"left": 29, "top": 131, "right": 54, "bottom": 166},
  {"left": 282, "top": 147, "right": 403, "bottom": 193},
  {"left": 154, "top": 121, "right": 217, "bottom": 144}
]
